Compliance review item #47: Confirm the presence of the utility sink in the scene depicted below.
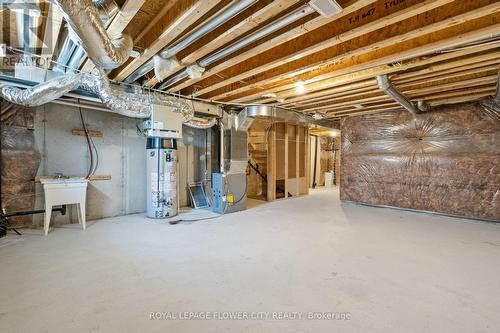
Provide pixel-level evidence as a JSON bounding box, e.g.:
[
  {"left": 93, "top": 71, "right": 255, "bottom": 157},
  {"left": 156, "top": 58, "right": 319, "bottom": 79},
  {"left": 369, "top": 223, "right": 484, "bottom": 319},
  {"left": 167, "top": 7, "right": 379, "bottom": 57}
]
[{"left": 40, "top": 178, "right": 89, "bottom": 235}]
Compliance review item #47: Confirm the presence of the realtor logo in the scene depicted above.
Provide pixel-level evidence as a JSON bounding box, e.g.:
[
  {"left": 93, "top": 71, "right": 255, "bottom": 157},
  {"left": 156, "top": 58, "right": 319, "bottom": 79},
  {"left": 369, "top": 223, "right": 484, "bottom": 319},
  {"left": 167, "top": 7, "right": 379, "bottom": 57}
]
[{"left": 0, "top": 1, "right": 54, "bottom": 55}]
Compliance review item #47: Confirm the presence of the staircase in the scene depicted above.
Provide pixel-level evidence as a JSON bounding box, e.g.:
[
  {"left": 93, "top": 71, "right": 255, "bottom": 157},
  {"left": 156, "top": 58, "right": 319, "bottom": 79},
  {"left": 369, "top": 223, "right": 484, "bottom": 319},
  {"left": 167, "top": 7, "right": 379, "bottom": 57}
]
[{"left": 247, "top": 122, "right": 269, "bottom": 200}]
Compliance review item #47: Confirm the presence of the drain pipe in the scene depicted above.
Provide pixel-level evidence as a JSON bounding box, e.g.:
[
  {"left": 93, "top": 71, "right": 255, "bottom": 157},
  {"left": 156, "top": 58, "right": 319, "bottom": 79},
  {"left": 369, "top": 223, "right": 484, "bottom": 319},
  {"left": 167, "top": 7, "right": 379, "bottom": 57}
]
[
  {"left": 125, "top": 0, "right": 258, "bottom": 84},
  {"left": 158, "top": 4, "right": 316, "bottom": 90},
  {"left": 376, "top": 75, "right": 421, "bottom": 115}
]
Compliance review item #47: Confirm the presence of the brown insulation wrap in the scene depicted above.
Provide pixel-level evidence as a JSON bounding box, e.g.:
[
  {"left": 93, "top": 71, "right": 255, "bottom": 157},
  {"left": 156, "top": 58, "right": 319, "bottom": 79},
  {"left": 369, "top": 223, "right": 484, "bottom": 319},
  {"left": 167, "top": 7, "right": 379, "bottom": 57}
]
[
  {"left": 1, "top": 99, "right": 41, "bottom": 227},
  {"left": 340, "top": 99, "right": 500, "bottom": 221}
]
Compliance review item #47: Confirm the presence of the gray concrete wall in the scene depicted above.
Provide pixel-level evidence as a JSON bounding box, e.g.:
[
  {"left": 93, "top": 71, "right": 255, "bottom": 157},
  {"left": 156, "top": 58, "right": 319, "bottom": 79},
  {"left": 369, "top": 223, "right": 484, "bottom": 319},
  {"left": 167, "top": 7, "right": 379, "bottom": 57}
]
[{"left": 32, "top": 103, "right": 210, "bottom": 225}]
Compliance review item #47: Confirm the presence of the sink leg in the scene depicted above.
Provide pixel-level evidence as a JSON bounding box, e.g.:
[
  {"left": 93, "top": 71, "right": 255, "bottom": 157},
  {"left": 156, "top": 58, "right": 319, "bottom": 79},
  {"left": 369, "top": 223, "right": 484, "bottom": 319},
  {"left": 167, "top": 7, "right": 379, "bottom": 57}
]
[
  {"left": 44, "top": 204, "right": 52, "bottom": 236},
  {"left": 78, "top": 203, "right": 86, "bottom": 230}
]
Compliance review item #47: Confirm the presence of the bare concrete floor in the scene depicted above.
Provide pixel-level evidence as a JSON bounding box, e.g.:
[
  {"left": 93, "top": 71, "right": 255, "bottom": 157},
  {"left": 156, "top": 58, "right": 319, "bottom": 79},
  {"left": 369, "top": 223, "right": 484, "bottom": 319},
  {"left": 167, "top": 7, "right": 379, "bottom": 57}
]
[{"left": 1, "top": 188, "right": 499, "bottom": 333}]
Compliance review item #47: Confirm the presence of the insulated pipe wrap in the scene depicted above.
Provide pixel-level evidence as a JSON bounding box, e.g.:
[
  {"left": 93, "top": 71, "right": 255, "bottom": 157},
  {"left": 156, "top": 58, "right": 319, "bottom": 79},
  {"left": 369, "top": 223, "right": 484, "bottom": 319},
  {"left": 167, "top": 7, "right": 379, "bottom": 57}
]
[
  {"left": 51, "top": 0, "right": 133, "bottom": 69},
  {"left": 0, "top": 72, "right": 150, "bottom": 118},
  {"left": 0, "top": 74, "right": 81, "bottom": 107},
  {"left": 0, "top": 72, "right": 217, "bottom": 126}
]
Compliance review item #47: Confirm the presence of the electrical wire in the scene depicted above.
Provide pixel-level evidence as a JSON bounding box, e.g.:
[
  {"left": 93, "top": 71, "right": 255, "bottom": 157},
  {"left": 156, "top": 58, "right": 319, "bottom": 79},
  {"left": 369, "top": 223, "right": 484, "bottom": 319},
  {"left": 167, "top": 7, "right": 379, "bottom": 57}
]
[
  {"left": 78, "top": 104, "right": 99, "bottom": 178},
  {"left": 89, "top": 127, "right": 99, "bottom": 176}
]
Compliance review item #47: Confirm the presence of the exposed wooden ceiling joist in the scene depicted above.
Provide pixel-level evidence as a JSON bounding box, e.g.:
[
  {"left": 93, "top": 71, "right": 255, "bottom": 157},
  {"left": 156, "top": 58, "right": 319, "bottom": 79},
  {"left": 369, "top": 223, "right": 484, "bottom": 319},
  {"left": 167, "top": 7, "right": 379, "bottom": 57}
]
[
  {"left": 167, "top": 0, "right": 380, "bottom": 92},
  {"left": 296, "top": 64, "right": 499, "bottom": 110},
  {"left": 186, "top": 0, "right": 458, "bottom": 98},
  {"left": 111, "top": 0, "right": 223, "bottom": 82},
  {"left": 206, "top": 1, "right": 500, "bottom": 101},
  {"left": 144, "top": 0, "right": 303, "bottom": 87},
  {"left": 3, "top": 0, "right": 498, "bottom": 119}
]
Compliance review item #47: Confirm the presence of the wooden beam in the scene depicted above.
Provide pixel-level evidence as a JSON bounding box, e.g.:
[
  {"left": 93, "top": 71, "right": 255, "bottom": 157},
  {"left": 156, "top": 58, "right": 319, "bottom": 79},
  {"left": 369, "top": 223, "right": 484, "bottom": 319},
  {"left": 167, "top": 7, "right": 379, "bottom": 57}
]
[
  {"left": 208, "top": 2, "right": 500, "bottom": 101},
  {"left": 168, "top": 0, "right": 380, "bottom": 92},
  {"left": 329, "top": 90, "right": 495, "bottom": 118},
  {"left": 296, "top": 65, "right": 499, "bottom": 109},
  {"left": 226, "top": 23, "right": 500, "bottom": 103},
  {"left": 265, "top": 46, "right": 500, "bottom": 105},
  {"left": 112, "top": 0, "right": 221, "bottom": 81},
  {"left": 36, "top": 175, "right": 112, "bottom": 182},
  {"left": 145, "top": 0, "right": 299, "bottom": 87},
  {"left": 270, "top": 52, "right": 500, "bottom": 106},
  {"left": 191, "top": 0, "right": 458, "bottom": 98},
  {"left": 71, "top": 129, "right": 103, "bottom": 138},
  {"left": 318, "top": 75, "right": 497, "bottom": 113},
  {"left": 394, "top": 57, "right": 500, "bottom": 83}
]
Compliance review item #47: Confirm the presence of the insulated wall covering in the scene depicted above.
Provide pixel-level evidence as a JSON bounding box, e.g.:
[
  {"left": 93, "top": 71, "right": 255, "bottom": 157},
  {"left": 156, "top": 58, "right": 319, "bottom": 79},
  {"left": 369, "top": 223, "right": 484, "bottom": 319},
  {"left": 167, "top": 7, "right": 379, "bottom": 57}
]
[
  {"left": 0, "top": 99, "right": 41, "bottom": 227},
  {"left": 340, "top": 98, "right": 499, "bottom": 221}
]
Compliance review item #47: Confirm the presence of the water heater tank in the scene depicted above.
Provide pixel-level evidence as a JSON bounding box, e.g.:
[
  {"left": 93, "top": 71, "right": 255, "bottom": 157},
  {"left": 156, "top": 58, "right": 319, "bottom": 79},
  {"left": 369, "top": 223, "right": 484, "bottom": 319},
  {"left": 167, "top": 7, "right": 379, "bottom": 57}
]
[{"left": 146, "top": 137, "right": 178, "bottom": 219}]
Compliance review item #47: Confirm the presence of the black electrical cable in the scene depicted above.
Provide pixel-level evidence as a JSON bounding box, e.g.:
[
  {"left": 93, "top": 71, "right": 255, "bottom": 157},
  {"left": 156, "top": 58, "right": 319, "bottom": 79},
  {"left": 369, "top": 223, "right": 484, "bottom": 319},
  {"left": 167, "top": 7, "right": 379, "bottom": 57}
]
[
  {"left": 79, "top": 106, "right": 94, "bottom": 179},
  {"left": 89, "top": 133, "right": 99, "bottom": 176}
]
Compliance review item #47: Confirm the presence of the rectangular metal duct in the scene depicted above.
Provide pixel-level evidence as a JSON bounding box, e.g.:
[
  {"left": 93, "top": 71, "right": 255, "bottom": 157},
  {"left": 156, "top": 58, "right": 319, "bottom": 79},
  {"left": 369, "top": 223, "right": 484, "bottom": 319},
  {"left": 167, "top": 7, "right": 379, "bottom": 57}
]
[{"left": 309, "top": 0, "right": 343, "bottom": 17}]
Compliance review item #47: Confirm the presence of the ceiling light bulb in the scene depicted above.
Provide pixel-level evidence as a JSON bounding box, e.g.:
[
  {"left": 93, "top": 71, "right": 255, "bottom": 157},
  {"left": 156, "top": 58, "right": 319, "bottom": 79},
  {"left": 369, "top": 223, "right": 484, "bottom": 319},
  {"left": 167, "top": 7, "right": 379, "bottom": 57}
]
[{"left": 296, "top": 81, "right": 305, "bottom": 94}]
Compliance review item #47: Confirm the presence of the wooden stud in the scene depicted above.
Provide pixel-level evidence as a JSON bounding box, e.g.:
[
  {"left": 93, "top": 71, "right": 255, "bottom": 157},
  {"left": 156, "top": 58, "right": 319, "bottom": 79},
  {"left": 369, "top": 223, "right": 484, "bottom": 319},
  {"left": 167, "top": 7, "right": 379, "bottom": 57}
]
[{"left": 71, "top": 129, "right": 103, "bottom": 138}]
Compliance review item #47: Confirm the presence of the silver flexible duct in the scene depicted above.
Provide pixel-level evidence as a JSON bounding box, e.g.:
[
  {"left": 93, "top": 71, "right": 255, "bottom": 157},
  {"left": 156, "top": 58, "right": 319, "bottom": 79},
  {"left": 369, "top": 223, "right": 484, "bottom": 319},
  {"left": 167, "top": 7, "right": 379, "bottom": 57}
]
[
  {"left": 51, "top": 0, "right": 133, "bottom": 69},
  {"left": 376, "top": 75, "right": 421, "bottom": 115},
  {"left": 81, "top": 72, "right": 152, "bottom": 118},
  {"left": 0, "top": 72, "right": 217, "bottom": 127},
  {"left": 0, "top": 71, "right": 150, "bottom": 118},
  {"left": 125, "top": 0, "right": 258, "bottom": 83},
  {"left": 237, "top": 105, "right": 337, "bottom": 131},
  {"left": 184, "top": 117, "right": 218, "bottom": 129},
  {"left": 0, "top": 74, "right": 81, "bottom": 107}
]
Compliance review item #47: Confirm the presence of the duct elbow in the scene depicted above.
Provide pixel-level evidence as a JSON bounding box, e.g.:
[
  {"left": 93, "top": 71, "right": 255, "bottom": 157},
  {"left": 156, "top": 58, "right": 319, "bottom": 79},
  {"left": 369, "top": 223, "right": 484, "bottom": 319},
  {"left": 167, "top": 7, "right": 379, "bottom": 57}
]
[
  {"left": 154, "top": 56, "right": 181, "bottom": 82},
  {"left": 51, "top": 0, "right": 133, "bottom": 70},
  {"left": 376, "top": 74, "right": 421, "bottom": 115},
  {"left": 376, "top": 74, "right": 392, "bottom": 92}
]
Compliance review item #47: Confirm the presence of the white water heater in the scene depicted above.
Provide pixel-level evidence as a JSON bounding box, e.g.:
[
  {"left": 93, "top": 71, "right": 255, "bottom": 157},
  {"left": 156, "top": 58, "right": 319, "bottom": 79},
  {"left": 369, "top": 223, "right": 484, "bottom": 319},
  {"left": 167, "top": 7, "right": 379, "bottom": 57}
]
[{"left": 146, "top": 137, "right": 178, "bottom": 218}]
